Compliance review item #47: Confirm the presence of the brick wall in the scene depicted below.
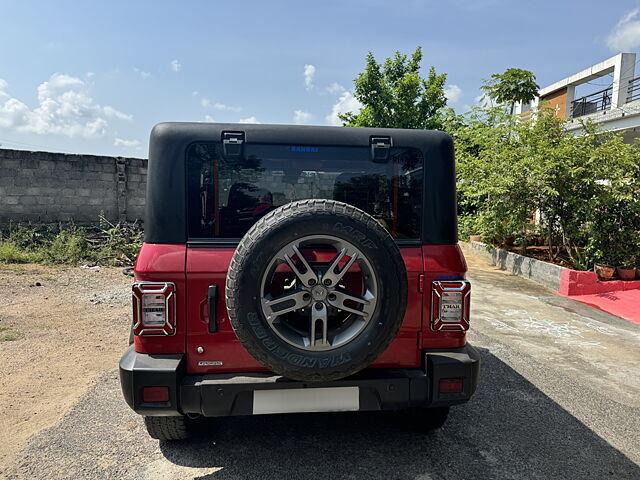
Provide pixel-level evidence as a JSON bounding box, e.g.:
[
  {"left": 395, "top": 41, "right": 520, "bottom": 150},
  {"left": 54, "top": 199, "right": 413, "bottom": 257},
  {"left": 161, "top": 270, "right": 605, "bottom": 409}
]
[{"left": 0, "top": 148, "right": 147, "bottom": 225}]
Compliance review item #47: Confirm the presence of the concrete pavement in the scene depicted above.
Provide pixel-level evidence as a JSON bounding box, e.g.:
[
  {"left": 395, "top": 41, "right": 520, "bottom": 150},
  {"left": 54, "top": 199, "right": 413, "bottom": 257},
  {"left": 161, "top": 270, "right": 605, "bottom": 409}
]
[{"left": 3, "top": 248, "right": 639, "bottom": 480}]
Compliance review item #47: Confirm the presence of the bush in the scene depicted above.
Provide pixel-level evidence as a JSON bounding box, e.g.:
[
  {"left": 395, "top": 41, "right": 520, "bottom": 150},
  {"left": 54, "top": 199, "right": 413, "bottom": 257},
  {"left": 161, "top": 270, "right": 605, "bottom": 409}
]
[
  {"left": 91, "top": 217, "right": 143, "bottom": 265},
  {"left": 457, "top": 214, "right": 482, "bottom": 241},
  {"left": 0, "top": 218, "right": 143, "bottom": 267},
  {"left": 0, "top": 242, "right": 40, "bottom": 263},
  {"left": 448, "top": 106, "right": 640, "bottom": 270},
  {"left": 39, "top": 228, "right": 90, "bottom": 264}
]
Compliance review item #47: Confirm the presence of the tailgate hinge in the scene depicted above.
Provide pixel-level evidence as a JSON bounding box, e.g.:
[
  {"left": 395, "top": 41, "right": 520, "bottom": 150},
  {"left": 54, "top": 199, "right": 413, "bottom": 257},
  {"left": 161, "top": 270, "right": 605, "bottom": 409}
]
[
  {"left": 222, "top": 131, "right": 245, "bottom": 158},
  {"left": 370, "top": 136, "right": 392, "bottom": 163}
]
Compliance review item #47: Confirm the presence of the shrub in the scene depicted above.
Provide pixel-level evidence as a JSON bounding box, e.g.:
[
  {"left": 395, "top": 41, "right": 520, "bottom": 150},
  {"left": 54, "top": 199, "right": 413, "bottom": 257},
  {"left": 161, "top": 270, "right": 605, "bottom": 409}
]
[
  {"left": 449, "top": 106, "right": 640, "bottom": 270},
  {"left": 0, "top": 218, "right": 143, "bottom": 267},
  {"left": 91, "top": 217, "right": 143, "bottom": 265},
  {"left": 0, "top": 242, "right": 40, "bottom": 263},
  {"left": 39, "top": 228, "right": 90, "bottom": 264}
]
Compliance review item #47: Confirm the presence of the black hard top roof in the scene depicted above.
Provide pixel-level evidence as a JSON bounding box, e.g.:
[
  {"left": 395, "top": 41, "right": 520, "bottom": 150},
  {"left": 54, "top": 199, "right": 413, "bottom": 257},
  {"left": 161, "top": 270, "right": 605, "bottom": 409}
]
[
  {"left": 145, "top": 122, "right": 457, "bottom": 245},
  {"left": 150, "top": 121, "right": 451, "bottom": 147}
]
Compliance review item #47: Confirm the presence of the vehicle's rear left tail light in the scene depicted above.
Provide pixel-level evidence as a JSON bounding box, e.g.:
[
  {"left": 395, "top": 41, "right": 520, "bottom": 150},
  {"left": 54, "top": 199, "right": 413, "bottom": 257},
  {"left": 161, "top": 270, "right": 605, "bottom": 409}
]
[
  {"left": 142, "top": 386, "right": 170, "bottom": 402},
  {"left": 132, "top": 282, "right": 176, "bottom": 336},
  {"left": 431, "top": 280, "right": 470, "bottom": 331}
]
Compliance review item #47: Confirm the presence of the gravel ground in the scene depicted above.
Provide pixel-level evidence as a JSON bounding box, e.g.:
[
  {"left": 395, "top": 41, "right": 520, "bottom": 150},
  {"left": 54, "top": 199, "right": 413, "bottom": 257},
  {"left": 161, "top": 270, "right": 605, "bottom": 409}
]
[
  {"left": 3, "top": 347, "right": 638, "bottom": 480},
  {"left": 0, "top": 264, "right": 132, "bottom": 468},
  {"left": 1, "top": 251, "right": 639, "bottom": 479}
]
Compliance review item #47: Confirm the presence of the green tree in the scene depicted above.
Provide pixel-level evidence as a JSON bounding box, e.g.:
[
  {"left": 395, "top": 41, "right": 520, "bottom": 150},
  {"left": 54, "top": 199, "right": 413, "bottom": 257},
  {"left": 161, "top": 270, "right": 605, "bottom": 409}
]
[
  {"left": 339, "top": 47, "right": 447, "bottom": 129},
  {"left": 481, "top": 68, "right": 540, "bottom": 115},
  {"left": 452, "top": 104, "right": 640, "bottom": 269}
]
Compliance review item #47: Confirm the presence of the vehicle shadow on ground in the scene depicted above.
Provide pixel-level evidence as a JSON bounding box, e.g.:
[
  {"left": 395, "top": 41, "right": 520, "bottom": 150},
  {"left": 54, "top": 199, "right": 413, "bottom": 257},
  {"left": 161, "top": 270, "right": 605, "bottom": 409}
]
[{"left": 160, "top": 348, "right": 640, "bottom": 480}]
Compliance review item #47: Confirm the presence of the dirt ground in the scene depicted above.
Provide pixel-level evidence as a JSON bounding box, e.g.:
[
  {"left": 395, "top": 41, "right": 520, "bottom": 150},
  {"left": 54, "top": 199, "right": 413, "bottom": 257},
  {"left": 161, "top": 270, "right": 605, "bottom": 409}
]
[{"left": 0, "top": 264, "right": 132, "bottom": 470}]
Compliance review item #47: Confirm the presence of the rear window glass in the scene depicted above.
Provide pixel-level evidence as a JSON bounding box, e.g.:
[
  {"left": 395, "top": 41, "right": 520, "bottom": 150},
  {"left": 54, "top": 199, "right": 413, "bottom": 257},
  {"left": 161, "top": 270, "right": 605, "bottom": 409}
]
[{"left": 186, "top": 142, "right": 423, "bottom": 240}]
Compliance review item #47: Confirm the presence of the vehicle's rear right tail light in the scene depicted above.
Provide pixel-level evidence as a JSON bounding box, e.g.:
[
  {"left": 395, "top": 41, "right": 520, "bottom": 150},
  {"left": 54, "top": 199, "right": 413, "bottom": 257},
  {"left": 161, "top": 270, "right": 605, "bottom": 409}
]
[
  {"left": 132, "top": 282, "right": 177, "bottom": 336},
  {"left": 439, "top": 378, "right": 463, "bottom": 393},
  {"left": 431, "top": 280, "right": 470, "bottom": 331}
]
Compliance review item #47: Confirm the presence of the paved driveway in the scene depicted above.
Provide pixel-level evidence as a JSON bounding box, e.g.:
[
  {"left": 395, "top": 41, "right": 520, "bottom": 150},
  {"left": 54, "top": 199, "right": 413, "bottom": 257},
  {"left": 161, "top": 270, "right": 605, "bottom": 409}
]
[{"left": 4, "top": 250, "right": 640, "bottom": 480}]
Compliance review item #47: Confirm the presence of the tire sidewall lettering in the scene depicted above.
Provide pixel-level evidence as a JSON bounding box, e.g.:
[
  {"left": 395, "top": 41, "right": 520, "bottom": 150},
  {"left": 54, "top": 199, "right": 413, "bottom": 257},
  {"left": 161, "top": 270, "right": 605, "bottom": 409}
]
[
  {"left": 246, "top": 312, "right": 353, "bottom": 369},
  {"left": 332, "top": 222, "right": 377, "bottom": 249}
]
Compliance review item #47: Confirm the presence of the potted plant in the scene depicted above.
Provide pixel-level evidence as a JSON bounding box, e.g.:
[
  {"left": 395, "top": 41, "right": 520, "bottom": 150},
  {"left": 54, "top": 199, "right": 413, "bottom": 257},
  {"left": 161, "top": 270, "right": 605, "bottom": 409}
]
[
  {"left": 593, "top": 247, "right": 617, "bottom": 281},
  {"left": 594, "top": 263, "right": 616, "bottom": 281},
  {"left": 616, "top": 242, "right": 639, "bottom": 281},
  {"left": 618, "top": 265, "right": 636, "bottom": 281}
]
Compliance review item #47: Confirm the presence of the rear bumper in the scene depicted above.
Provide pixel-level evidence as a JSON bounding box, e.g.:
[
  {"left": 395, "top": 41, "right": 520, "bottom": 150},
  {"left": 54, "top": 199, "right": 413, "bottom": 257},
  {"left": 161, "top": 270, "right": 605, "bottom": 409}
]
[{"left": 119, "top": 344, "right": 480, "bottom": 417}]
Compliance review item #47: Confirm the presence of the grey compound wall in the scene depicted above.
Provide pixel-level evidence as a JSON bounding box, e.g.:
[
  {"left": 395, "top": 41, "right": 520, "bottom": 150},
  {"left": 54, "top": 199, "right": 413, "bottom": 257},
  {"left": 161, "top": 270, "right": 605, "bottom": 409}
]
[{"left": 0, "top": 148, "right": 147, "bottom": 225}]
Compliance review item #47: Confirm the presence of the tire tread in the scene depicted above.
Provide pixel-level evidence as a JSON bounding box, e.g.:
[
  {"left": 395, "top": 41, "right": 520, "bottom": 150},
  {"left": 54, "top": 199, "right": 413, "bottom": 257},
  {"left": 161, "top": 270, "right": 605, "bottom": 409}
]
[{"left": 143, "top": 416, "right": 193, "bottom": 441}]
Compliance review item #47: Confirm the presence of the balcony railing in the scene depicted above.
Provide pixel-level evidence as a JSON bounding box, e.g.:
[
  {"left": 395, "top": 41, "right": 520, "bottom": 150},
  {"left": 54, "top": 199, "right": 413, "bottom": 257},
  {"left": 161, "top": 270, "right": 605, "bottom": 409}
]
[
  {"left": 627, "top": 76, "right": 640, "bottom": 103},
  {"left": 570, "top": 87, "right": 612, "bottom": 118}
]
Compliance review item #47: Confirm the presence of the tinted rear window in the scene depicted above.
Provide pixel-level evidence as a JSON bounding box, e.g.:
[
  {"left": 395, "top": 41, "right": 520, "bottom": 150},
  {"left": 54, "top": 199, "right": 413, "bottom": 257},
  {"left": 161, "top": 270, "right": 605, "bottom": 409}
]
[{"left": 186, "top": 142, "right": 423, "bottom": 240}]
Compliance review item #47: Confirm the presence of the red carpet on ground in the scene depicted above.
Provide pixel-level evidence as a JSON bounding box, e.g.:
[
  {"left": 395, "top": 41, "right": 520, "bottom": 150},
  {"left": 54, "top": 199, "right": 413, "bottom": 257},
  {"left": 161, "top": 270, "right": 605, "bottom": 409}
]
[
  {"left": 558, "top": 268, "right": 640, "bottom": 324},
  {"left": 565, "top": 290, "right": 640, "bottom": 325}
]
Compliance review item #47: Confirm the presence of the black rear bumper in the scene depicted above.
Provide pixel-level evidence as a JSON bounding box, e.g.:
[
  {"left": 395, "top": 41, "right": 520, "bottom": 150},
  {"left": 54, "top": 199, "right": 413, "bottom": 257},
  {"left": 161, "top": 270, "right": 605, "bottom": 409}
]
[{"left": 119, "top": 344, "right": 480, "bottom": 417}]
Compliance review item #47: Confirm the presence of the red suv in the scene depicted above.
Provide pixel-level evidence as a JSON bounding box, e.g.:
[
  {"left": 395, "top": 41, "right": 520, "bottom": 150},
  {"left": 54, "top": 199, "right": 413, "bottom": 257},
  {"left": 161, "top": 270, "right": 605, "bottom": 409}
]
[{"left": 119, "top": 122, "right": 479, "bottom": 440}]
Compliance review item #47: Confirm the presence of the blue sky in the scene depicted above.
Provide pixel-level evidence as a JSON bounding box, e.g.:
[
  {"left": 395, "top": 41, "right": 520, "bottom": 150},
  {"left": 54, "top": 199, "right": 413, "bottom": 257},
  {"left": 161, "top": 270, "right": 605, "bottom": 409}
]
[{"left": 1, "top": 0, "right": 640, "bottom": 157}]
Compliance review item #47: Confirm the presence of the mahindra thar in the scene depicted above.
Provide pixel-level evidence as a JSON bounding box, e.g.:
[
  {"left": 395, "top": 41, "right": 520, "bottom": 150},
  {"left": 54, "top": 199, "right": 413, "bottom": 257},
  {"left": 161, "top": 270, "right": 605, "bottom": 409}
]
[{"left": 119, "top": 122, "right": 480, "bottom": 440}]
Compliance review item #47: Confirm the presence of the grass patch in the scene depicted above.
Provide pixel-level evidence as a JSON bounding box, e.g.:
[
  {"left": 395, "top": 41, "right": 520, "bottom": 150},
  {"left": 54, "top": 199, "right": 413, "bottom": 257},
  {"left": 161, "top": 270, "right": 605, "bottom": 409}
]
[
  {"left": 0, "top": 326, "right": 22, "bottom": 342},
  {"left": 0, "top": 242, "right": 41, "bottom": 263},
  {"left": 0, "top": 217, "right": 142, "bottom": 267}
]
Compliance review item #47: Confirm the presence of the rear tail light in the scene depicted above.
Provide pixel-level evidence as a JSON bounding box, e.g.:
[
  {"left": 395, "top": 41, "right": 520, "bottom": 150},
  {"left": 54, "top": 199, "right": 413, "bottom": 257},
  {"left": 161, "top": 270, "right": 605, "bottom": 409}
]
[
  {"left": 439, "top": 378, "right": 463, "bottom": 393},
  {"left": 142, "top": 386, "right": 170, "bottom": 402},
  {"left": 431, "top": 280, "right": 470, "bottom": 331},
  {"left": 132, "top": 282, "right": 177, "bottom": 336}
]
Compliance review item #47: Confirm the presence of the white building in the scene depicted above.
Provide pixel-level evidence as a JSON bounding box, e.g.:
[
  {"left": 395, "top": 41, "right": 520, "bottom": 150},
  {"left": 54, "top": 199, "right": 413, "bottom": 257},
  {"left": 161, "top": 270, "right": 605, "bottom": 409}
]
[{"left": 517, "top": 53, "right": 640, "bottom": 142}]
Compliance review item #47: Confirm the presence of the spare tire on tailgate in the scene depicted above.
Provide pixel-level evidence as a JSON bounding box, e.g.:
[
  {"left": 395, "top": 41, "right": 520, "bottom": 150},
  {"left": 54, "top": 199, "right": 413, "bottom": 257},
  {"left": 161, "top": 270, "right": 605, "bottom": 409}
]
[{"left": 225, "top": 199, "right": 408, "bottom": 382}]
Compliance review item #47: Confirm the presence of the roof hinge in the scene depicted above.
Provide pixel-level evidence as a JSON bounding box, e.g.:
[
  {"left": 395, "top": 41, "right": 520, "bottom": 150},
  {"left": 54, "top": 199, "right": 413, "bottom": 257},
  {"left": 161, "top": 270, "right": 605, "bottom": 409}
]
[
  {"left": 222, "top": 131, "right": 245, "bottom": 158},
  {"left": 370, "top": 136, "right": 392, "bottom": 163}
]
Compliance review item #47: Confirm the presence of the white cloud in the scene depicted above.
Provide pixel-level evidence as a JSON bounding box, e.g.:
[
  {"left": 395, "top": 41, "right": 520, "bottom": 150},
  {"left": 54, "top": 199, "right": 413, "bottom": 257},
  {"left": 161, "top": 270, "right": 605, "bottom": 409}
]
[
  {"left": 204, "top": 114, "right": 216, "bottom": 122},
  {"left": 133, "top": 67, "right": 151, "bottom": 79},
  {"left": 326, "top": 82, "right": 345, "bottom": 95},
  {"left": 38, "top": 73, "right": 83, "bottom": 98},
  {"left": 607, "top": 9, "right": 640, "bottom": 51},
  {"left": 293, "top": 110, "right": 312, "bottom": 124},
  {"left": 444, "top": 84, "right": 463, "bottom": 104},
  {"left": 114, "top": 137, "right": 140, "bottom": 148},
  {"left": 213, "top": 102, "right": 241, "bottom": 112},
  {"left": 192, "top": 91, "right": 199, "bottom": 96},
  {"left": 325, "top": 85, "right": 362, "bottom": 126},
  {"left": 304, "top": 64, "right": 316, "bottom": 90},
  {"left": 474, "top": 93, "right": 492, "bottom": 107},
  {"left": 0, "top": 96, "right": 30, "bottom": 130},
  {"left": 239, "top": 116, "right": 260, "bottom": 124},
  {"left": 0, "top": 73, "right": 132, "bottom": 138},
  {"left": 170, "top": 59, "right": 181, "bottom": 72},
  {"left": 103, "top": 105, "right": 132, "bottom": 121},
  {"left": 201, "top": 98, "right": 241, "bottom": 112}
]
